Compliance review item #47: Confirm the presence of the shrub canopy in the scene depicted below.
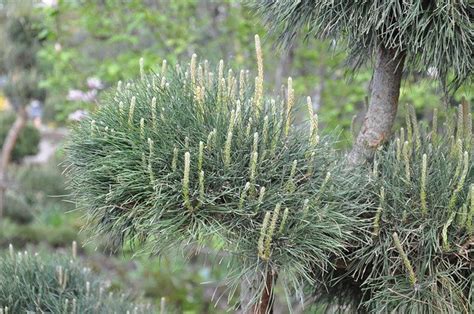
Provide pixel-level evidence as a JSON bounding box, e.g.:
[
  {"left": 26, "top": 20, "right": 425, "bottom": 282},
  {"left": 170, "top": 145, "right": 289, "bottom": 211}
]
[
  {"left": 66, "top": 40, "right": 370, "bottom": 309},
  {"left": 251, "top": 0, "right": 473, "bottom": 89},
  {"left": 66, "top": 33, "right": 473, "bottom": 311},
  {"left": 337, "top": 104, "right": 473, "bottom": 312},
  {"left": 0, "top": 245, "right": 152, "bottom": 313}
]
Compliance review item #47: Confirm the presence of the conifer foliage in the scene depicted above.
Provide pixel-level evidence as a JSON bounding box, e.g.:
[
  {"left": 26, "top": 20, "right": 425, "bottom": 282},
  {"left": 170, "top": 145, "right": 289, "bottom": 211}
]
[
  {"left": 66, "top": 34, "right": 473, "bottom": 312},
  {"left": 348, "top": 104, "right": 473, "bottom": 312},
  {"left": 251, "top": 0, "right": 473, "bottom": 89},
  {"left": 0, "top": 244, "right": 152, "bottom": 313},
  {"left": 66, "top": 36, "right": 368, "bottom": 311}
]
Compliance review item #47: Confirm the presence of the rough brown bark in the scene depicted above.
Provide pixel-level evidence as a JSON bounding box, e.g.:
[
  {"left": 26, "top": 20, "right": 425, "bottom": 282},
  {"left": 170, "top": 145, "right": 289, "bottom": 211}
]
[
  {"left": 0, "top": 107, "right": 27, "bottom": 218},
  {"left": 240, "top": 269, "right": 276, "bottom": 314},
  {"left": 347, "top": 46, "right": 406, "bottom": 165}
]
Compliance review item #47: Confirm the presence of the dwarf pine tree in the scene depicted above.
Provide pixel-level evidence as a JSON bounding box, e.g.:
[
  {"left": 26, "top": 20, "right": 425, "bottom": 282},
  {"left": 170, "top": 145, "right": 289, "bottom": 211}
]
[
  {"left": 66, "top": 34, "right": 472, "bottom": 312},
  {"left": 251, "top": 0, "right": 473, "bottom": 165},
  {"left": 66, "top": 36, "right": 369, "bottom": 313}
]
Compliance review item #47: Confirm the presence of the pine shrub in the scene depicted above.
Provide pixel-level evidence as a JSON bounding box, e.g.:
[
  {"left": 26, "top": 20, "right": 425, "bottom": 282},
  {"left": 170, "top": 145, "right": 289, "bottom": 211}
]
[
  {"left": 65, "top": 32, "right": 473, "bottom": 311},
  {"left": 66, "top": 36, "right": 369, "bottom": 309},
  {"left": 0, "top": 244, "right": 152, "bottom": 313},
  {"left": 348, "top": 104, "right": 473, "bottom": 312}
]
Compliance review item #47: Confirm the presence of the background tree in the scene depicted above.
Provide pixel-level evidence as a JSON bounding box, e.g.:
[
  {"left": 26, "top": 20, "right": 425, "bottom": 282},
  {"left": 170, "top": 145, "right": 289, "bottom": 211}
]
[
  {"left": 250, "top": 0, "right": 473, "bottom": 164},
  {"left": 0, "top": 2, "right": 45, "bottom": 217}
]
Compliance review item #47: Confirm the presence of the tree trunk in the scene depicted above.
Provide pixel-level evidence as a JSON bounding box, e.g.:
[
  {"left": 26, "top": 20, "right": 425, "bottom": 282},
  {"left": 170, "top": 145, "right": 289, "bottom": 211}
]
[
  {"left": 347, "top": 46, "right": 406, "bottom": 165},
  {"left": 0, "top": 107, "right": 27, "bottom": 218},
  {"left": 240, "top": 269, "right": 276, "bottom": 314}
]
